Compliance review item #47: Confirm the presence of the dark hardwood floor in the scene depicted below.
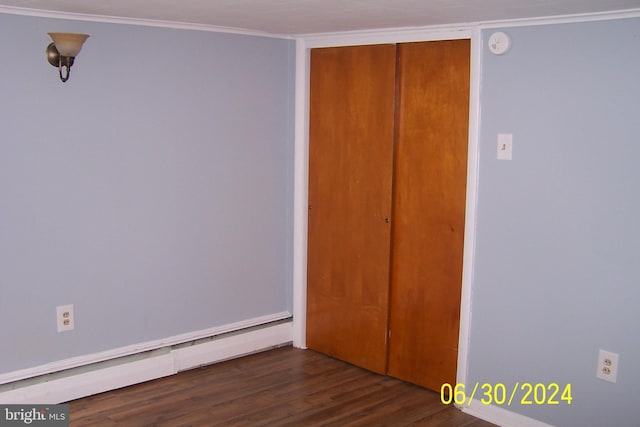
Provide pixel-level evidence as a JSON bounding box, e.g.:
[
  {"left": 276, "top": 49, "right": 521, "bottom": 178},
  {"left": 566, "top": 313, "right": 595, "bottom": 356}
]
[{"left": 68, "top": 346, "right": 496, "bottom": 426}]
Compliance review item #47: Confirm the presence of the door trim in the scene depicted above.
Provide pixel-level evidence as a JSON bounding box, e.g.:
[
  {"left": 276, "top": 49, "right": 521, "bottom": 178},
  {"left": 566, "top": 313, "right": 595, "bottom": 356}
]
[{"left": 292, "top": 25, "right": 481, "bottom": 392}]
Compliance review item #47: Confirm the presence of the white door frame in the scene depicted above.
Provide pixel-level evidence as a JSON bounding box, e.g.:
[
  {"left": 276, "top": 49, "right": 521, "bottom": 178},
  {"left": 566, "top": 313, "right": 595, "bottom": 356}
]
[{"left": 291, "top": 25, "right": 482, "bottom": 389}]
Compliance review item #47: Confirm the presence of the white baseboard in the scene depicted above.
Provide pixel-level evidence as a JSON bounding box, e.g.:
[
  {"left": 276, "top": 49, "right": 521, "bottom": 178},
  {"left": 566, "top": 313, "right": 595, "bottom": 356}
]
[
  {"left": 462, "top": 399, "right": 554, "bottom": 427},
  {"left": 0, "top": 321, "right": 293, "bottom": 404}
]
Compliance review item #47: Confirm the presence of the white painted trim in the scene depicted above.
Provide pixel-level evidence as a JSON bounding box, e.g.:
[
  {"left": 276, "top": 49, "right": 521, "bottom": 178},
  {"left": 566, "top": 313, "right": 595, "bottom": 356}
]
[
  {"left": 0, "top": 311, "right": 291, "bottom": 385},
  {"left": 302, "top": 25, "right": 472, "bottom": 48},
  {"left": 0, "top": 321, "right": 292, "bottom": 404},
  {"left": 479, "top": 8, "right": 640, "bottom": 29},
  {"left": 298, "top": 7, "right": 640, "bottom": 47},
  {"left": 456, "top": 26, "right": 482, "bottom": 389},
  {"left": 1, "top": 4, "right": 638, "bottom": 40},
  {"left": 292, "top": 38, "right": 309, "bottom": 349},
  {"left": 462, "top": 400, "right": 554, "bottom": 427},
  {"left": 0, "top": 5, "right": 293, "bottom": 39}
]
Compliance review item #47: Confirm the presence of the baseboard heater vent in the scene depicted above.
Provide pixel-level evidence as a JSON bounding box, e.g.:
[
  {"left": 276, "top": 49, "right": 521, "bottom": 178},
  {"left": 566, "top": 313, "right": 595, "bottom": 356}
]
[{"left": 0, "top": 318, "right": 293, "bottom": 404}]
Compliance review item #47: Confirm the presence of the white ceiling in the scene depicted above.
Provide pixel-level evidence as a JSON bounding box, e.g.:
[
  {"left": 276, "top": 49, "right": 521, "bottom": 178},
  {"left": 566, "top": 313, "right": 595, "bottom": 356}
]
[{"left": 1, "top": 0, "right": 640, "bottom": 35}]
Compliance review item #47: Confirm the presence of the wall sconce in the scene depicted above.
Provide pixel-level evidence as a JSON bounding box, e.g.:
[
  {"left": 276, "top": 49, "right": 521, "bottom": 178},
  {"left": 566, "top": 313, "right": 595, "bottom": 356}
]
[{"left": 46, "top": 33, "right": 90, "bottom": 82}]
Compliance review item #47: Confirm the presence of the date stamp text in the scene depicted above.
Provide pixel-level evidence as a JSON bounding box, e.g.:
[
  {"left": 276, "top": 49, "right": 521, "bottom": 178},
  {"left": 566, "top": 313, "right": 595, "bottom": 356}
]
[{"left": 441, "top": 383, "right": 572, "bottom": 406}]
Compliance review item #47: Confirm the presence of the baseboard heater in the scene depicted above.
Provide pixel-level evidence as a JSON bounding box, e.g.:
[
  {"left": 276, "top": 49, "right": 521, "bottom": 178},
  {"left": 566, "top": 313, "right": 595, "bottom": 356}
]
[{"left": 0, "top": 318, "right": 293, "bottom": 404}]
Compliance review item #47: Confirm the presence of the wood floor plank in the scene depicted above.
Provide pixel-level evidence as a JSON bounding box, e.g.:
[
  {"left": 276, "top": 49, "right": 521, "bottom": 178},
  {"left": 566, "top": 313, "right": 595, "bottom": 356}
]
[{"left": 68, "top": 346, "right": 496, "bottom": 426}]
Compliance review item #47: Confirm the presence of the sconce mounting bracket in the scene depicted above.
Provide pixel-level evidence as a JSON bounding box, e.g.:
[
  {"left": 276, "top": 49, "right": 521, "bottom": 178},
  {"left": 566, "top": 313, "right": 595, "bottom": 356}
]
[{"left": 46, "top": 42, "right": 75, "bottom": 68}]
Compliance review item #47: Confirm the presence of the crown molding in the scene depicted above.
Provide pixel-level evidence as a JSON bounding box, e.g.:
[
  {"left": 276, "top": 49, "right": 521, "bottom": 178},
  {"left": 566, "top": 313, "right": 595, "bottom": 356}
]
[
  {"left": 479, "top": 7, "right": 640, "bottom": 29},
  {"left": 298, "top": 7, "right": 640, "bottom": 47},
  {"left": 2, "top": 4, "right": 639, "bottom": 41},
  {"left": 0, "top": 5, "right": 294, "bottom": 39}
]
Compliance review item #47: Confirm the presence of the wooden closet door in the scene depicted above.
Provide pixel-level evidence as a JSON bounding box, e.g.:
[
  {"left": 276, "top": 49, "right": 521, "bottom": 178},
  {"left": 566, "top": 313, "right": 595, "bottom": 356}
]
[
  {"left": 387, "top": 40, "right": 471, "bottom": 390},
  {"left": 306, "top": 45, "right": 396, "bottom": 374}
]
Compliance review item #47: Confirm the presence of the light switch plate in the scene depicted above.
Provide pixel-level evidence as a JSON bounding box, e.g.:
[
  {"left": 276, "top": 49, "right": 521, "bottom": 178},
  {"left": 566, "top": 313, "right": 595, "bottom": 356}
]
[{"left": 497, "top": 133, "right": 513, "bottom": 160}]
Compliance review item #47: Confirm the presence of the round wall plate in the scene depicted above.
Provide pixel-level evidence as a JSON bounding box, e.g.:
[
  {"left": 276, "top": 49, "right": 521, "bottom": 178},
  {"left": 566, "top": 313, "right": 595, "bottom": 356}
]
[{"left": 488, "top": 31, "right": 511, "bottom": 55}]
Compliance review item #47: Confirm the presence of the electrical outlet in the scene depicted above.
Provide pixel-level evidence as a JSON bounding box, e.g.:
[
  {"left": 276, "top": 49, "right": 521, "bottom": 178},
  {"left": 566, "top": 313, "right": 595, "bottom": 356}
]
[
  {"left": 56, "top": 304, "right": 75, "bottom": 332},
  {"left": 596, "top": 349, "right": 619, "bottom": 383}
]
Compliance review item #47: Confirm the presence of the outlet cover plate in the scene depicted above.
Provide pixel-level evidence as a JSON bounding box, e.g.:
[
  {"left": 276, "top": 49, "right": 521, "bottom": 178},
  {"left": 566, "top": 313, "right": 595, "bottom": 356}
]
[
  {"left": 596, "top": 349, "right": 619, "bottom": 383},
  {"left": 56, "top": 304, "right": 75, "bottom": 332}
]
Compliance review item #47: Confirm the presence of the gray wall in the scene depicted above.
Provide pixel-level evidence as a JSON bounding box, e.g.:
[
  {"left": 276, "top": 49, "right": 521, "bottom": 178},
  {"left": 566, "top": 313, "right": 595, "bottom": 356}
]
[
  {"left": 469, "top": 18, "right": 640, "bottom": 426},
  {"left": 0, "top": 13, "right": 294, "bottom": 374}
]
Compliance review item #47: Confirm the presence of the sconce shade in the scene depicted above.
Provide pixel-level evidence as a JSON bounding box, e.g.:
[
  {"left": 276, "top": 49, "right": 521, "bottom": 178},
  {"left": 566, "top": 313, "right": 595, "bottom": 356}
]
[{"left": 48, "top": 33, "right": 89, "bottom": 57}]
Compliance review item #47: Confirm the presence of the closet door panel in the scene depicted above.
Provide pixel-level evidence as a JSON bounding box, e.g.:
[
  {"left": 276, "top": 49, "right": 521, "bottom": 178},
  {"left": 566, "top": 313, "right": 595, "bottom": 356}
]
[
  {"left": 387, "top": 40, "right": 471, "bottom": 390},
  {"left": 306, "top": 45, "right": 396, "bottom": 373}
]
